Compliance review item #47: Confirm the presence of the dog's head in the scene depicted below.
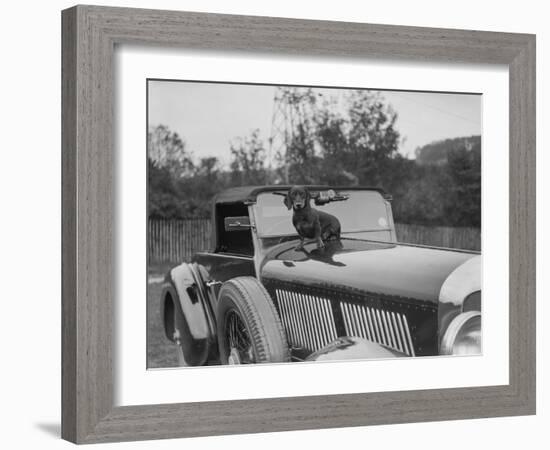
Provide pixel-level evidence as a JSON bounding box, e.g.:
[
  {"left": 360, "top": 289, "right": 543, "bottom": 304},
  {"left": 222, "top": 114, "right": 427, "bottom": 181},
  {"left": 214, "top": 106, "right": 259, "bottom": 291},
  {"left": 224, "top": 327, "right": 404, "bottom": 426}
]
[{"left": 284, "top": 186, "right": 310, "bottom": 210}]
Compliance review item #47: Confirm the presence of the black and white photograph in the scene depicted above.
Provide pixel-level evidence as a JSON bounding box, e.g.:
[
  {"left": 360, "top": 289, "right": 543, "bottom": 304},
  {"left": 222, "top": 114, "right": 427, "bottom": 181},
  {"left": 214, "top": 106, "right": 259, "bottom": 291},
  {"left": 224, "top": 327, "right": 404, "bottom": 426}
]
[
  {"left": 2, "top": 0, "right": 544, "bottom": 446},
  {"left": 147, "top": 80, "right": 482, "bottom": 368}
]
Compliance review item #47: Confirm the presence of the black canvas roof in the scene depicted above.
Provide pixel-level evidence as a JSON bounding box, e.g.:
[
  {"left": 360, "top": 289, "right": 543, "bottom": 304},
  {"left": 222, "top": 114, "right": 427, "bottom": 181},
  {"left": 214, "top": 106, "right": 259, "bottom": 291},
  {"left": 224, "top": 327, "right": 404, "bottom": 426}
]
[{"left": 213, "top": 185, "right": 389, "bottom": 205}]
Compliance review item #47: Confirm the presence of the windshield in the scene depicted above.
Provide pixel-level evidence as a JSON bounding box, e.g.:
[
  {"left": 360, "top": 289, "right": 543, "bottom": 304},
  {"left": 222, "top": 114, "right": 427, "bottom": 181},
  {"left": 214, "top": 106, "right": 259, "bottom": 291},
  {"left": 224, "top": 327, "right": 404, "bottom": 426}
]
[{"left": 253, "top": 190, "right": 391, "bottom": 238}]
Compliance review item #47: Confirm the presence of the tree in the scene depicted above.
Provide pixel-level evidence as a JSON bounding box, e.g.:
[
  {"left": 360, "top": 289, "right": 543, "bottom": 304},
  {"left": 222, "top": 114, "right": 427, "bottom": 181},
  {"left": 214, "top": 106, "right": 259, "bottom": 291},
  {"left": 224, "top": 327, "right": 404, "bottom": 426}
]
[
  {"left": 315, "top": 90, "right": 401, "bottom": 187},
  {"left": 148, "top": 125, "right": 194, "bottom": 178},
  {"left": 230, "top": 129, "right": 268, "bottom": 185},
  {"left": 148, "top": 125, "right": 229, "bottom": 218},
  {"left": 278, "top": 89, "right": 320, "bottom": 184},
  {"left": 415, "top": 136, "right": 481, "bottom": 166},
  {"left": 444, "top": 141, "right": 481, "bottom": 227},
  {"left": 393, "top": 137, "right": 481, "bottom": 227},
  {"left": 392, "top": 164, "right": 451, "bottom": 226},
  {"left": 148, "top": 158, "right": 186, "bottom": 218},
  {"left": 273, "top": 89, "right": 402, "bottom": 187},
  {"left": 175, "top": 156, "right": 224, "bottom": 218}
]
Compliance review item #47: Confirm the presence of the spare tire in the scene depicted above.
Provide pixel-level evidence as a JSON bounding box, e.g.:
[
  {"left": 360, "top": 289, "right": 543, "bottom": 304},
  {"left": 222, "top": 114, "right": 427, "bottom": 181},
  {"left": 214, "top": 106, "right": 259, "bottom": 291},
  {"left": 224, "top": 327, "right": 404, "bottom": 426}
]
[{"left": 216, "top": 277, "right": 289, "bottom": 364}]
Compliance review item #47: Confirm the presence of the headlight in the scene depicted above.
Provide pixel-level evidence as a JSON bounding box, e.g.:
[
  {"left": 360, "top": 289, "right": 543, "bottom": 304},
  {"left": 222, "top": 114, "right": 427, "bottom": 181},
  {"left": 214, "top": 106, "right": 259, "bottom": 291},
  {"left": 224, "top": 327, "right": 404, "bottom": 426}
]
[{"left": 441, "top": 311, "right": 481, "bottom": 356}]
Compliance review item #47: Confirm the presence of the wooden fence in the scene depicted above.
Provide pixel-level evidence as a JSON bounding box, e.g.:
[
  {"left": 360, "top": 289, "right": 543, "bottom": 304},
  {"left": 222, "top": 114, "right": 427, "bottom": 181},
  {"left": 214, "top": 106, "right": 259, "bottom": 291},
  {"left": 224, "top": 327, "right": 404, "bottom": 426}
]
[
  {"left": 148, "top": 218, "right": 480, "bottom": 264},
  {"left": 148, "top": 218, "right": 211, "bottom": 264},
  {"left": 394, "top": 223, "right": 480, "bottom": 252}
]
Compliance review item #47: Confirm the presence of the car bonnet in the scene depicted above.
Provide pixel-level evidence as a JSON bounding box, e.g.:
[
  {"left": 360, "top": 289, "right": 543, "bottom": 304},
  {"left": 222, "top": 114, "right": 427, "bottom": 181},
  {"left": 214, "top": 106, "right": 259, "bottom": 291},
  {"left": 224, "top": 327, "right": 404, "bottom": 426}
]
[{"left": 260, "top": 238, "right": 477, "bottom": 304}]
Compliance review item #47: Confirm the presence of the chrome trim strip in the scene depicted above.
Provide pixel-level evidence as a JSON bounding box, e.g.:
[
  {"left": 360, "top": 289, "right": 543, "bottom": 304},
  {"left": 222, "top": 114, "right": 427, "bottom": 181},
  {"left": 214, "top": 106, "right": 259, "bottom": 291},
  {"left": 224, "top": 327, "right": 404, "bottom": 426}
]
[
  {"left": 339, "top": 303, "right": 414, "bottom": 356},
  {"left": 351, "top": 305, "right": 367, "bottom": 338},
  {"left": 312, "top": 295, "right": 328, "bottom": 346},
  {"left": 276, "top": 289, "right": 337, "bottom": 352},
  {"left": 342, "top": 303, "right": 352, "bottom": 336},
  {"left": 391, "top": 311, "right": 405, "bottom": 353},
  {"left": 402, "top": 315, "right": 416, "bottom": 357},
  {"left": 384, "top": 310, "right": 397, "bottom": 349},
  {"left": 276, "top": 290, "right": 293, "bottom": 344},
  {"left": 374, "top": 309, "right": 390, "bottom": 347},
  {"left": 288, "top": 295, "right": 300, "bottom": 346},
  {"left": 352, "top": 305, "right": 362, "bottom": 337},
  {"left": 303, "top": 294, "right": 319, "bottom": 350},
  {"left": 390, "top": 311, "right": 403, "bottom": 353},
  {"left": 365, "top": 307, "right": 375, "bottom": 342},
  {"left": 368, "top": 307, "right": 381, "bottom": 343},
  {"left": 360, "top": 306, "right": 373, "bottom": 341},
  {"left": 311, "top": 295, "right": 329, "bottom": 348},
  {"left": 298, "top": 294, "right": 314, "bottom": 350},
  {"left": 291, "top": 292, "right": 307, "bottom": 348},
  {"left": 396, "top": 313, "right": 409, "bottom": 355},
  {"left": 321, "top": 297, "right": 337, "bottom": 342},
  {"left": 298, "top": 294, "right": 315, "bottom": 350}
]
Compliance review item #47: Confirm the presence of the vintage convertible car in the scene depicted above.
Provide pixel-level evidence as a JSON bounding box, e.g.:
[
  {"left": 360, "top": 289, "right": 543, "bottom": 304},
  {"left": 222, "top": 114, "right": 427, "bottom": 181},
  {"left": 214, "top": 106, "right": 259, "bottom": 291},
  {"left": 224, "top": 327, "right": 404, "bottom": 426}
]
[{"left": 160, "top": 185, "right": 481, "bottom": 366}]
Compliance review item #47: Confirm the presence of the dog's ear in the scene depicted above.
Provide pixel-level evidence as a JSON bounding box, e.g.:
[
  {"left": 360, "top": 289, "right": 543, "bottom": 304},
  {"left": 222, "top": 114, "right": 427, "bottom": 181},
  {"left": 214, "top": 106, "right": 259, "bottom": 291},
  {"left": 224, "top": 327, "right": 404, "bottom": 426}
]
[
  {"left": 283, "top": 192, "right": 292, "bottom": 210},
  {"left": 305, "top": 188, "right": 311, "bottom": 204}
]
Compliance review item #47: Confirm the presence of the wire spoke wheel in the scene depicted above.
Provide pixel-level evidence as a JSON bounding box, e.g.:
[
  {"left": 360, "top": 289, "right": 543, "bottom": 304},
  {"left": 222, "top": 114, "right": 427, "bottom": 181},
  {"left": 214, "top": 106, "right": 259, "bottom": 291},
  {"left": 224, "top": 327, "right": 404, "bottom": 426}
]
[
  {"left": 225, "top": 310, "right": 254, "bottom": 364},
  {"left": 216, "top": 277, "right": 290, "bottom": 365}
]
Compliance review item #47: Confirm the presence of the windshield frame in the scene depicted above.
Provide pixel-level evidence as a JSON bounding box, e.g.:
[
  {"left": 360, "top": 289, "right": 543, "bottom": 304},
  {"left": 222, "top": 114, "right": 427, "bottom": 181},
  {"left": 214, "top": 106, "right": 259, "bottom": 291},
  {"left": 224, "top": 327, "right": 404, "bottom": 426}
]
[{"left": 251, "top": 189, "right": 394, "bottom": 239}]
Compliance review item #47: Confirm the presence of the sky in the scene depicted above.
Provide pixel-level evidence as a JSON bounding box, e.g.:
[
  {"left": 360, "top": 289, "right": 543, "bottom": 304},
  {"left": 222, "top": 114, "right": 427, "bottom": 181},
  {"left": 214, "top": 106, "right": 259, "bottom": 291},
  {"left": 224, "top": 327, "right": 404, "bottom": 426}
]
[{"left": 148, "top": 80, "right": 481, "bottom": 167}]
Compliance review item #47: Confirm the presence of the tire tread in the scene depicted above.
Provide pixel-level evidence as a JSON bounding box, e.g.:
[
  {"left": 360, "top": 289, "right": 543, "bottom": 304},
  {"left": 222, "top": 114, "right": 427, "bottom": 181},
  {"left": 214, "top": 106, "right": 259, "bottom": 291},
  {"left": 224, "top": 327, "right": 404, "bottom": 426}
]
[{"left": 217, "top": 277, "right": 290, "bottom": 363}]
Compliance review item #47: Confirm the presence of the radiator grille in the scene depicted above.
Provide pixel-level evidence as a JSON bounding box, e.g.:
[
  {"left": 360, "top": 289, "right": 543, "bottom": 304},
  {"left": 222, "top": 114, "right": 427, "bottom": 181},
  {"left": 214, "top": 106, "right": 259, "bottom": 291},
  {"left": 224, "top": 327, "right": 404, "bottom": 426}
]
[
  {"left": 275, "top": 289, "right": 337, "bottom": 352},
  {"left": 274, "top": 289, "right": 415, "bottom": 356},
  {"left": 340, "top": 303, "right": 415, "bottom": 356}
]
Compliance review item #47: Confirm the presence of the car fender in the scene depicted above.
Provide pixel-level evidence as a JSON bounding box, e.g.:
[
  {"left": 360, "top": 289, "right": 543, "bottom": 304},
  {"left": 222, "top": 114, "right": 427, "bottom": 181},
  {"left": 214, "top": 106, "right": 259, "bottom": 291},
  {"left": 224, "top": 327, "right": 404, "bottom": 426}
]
[
  {"left": 438, "top": 256, "right": 482, "bottom": 341},
  {"left": 305, "top": 337, "right": 407, "bottom": 362},
  {"left": 160, "top": 263, "right": 215, "bottom": 366}
]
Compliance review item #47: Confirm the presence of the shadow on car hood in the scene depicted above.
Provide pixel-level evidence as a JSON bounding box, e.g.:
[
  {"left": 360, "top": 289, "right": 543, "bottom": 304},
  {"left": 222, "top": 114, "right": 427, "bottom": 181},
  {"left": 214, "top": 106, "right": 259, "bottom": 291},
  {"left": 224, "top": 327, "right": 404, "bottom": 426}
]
[{"left": 260, "top": 238, "right": 477, "bottom": 304}]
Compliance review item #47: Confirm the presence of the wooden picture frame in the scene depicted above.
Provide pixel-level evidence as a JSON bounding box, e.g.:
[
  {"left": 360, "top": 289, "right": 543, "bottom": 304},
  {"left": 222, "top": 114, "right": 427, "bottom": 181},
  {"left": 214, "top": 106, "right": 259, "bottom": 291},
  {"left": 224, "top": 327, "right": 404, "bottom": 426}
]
[{"left": 61, "top": 5, "right": 536, "bottom": 444}]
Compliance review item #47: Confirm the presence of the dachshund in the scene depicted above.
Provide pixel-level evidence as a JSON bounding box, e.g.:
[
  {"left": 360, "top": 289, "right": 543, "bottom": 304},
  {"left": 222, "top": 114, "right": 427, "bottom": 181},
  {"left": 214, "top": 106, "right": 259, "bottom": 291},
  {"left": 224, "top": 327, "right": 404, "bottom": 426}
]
[{"left": 284, "top": 186, "right": 341, "bottom": 250}]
